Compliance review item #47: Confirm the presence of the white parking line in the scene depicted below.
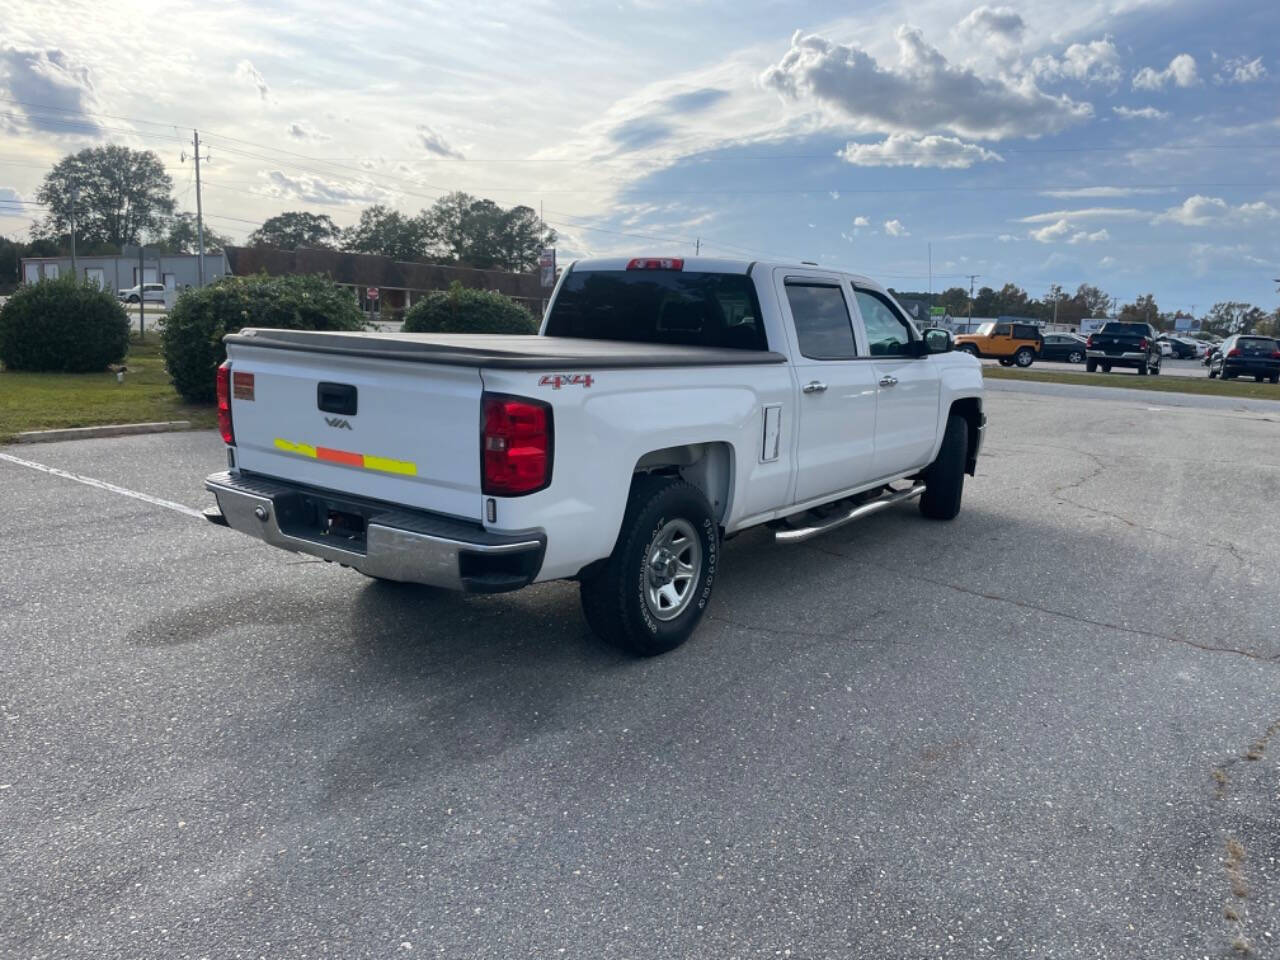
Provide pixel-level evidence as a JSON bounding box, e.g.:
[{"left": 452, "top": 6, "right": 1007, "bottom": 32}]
[{"left": 0, "top": 451, "right": 204, "bottom": 519}]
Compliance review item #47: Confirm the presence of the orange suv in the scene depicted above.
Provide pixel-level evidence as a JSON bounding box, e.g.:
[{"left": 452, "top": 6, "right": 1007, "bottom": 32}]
[{"left": 954, "top": 321, "right": 1043, "bottom": 367}]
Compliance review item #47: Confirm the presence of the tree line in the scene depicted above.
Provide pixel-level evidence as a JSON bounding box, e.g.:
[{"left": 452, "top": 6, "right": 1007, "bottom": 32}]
[
  {"left": 0, "top": 145, "right": 555, "bottom": 285},
  {"left": 892, "top": 282, "right": 1280, "bottom": 338}
]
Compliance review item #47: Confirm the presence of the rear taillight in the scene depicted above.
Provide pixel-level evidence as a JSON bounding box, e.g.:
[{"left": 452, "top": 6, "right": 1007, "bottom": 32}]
[
  {"left": 1137, "top": 338, "right": 1147, "bottom": 350},
  {"left": 1086, "top": 335, "right": 1094, "bottom": 348},
  {"left": 216, "top": 361, "right": 234, "bottom": 446},
  {"left": 626, "top": 257, "right": 684, "bottom": 271},
  {"left": 1227, "top": 348, "right": 1242, "bottom": 358},
  {"left": 482, "top": 394, "right": 552, "bottom": 496},
  {"left": 1271, "top": 351, "right": 1280, "bottom": 360}
]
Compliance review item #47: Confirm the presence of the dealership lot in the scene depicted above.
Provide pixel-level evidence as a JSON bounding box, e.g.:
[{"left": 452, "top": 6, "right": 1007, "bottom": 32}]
[
  {"left": 984, "top": 356, "right": 1213, "bottom": 379},
  {"left": 2, "top": 386, "right": 1278, "bottom": 959}
]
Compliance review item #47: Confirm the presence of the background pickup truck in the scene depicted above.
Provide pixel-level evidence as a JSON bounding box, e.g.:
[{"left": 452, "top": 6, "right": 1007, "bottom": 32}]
[
  {"left": 205, "top": 257, "right": 985, "bottom": 655},
  {"left": 1085, "top": 321, "right": 1163, "bottom": 375}
]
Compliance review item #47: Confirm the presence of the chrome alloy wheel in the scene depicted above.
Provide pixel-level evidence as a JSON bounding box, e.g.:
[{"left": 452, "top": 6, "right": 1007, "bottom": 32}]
[{"left": 643, "top": 518, "right": 702, "bottom": 621}]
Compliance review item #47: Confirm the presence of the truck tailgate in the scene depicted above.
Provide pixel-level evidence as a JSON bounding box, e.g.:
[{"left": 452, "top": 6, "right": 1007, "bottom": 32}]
[{"left": 226, "top": 343, "right": 483, "bottom": 520}]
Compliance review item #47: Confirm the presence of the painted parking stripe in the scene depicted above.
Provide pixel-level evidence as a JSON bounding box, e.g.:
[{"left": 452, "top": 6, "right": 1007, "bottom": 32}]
[{"left": 0, "top": 452, "right": 203, "bottom": 519}]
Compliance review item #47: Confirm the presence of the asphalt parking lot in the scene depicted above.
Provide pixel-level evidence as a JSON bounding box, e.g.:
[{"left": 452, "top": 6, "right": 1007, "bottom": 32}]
[{"left": 3, "top": 384, "right": 1278, "bottom": 959}]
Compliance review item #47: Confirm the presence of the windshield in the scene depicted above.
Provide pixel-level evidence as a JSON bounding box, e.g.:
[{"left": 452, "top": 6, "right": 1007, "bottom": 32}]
[
  {"left": 975, "top": 323, "right": 995, "bottom": 335},
  {"left": 545, "top": 270, "right": 768, "bottom": 350}
]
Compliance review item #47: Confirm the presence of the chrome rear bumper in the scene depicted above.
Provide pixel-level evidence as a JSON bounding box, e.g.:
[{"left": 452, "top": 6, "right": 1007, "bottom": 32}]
[{"left": 204, "top": 471, "right": 544, "bottom": 593}]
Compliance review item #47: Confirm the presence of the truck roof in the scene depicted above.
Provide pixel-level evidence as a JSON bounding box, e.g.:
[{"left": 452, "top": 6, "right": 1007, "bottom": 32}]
[{"left": 570, "top": 257, "right": 883, "bottom": 290}]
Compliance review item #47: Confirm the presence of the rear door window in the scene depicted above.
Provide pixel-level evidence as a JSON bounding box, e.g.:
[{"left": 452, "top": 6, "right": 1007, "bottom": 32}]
[
  {"left": 785, "top": 282, "right": 857, "bottom": 360},
  {"left": 1013, "top": 324, "right": 1040, "bottom": 339}
]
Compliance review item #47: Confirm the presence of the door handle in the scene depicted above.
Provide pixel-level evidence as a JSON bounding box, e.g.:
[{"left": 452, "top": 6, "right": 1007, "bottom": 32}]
[
  {"left": 879, "top": 375, "right": 898, "bottom": 387},
  {"left": 802, "top": 380, "right": 827, "bottom": 394}
]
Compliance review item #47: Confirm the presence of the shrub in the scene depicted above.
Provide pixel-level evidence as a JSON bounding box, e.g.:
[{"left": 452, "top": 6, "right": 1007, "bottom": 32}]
[
  {"left": 162, "top": 273, "right": 365, "bottom": 403},
  {"left": 402, "top": 282, "right": 536, "bottom": 336},
  {"left": 0, "top": 276, "right": 130, "bottom": 372}
]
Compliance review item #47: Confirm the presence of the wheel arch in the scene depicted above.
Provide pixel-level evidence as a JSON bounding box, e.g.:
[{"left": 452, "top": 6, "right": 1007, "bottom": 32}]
[
  {"left": 948, "top": 396, "right": 983, "bottom": 477},
  {"left": 632, "top": 441, "right": 734, "bottom": 527}
]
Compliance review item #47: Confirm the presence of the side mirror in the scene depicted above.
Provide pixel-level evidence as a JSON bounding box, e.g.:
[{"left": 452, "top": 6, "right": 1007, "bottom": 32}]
[{"left": 923, "top": 328, "right": 953, "bottom": 354}]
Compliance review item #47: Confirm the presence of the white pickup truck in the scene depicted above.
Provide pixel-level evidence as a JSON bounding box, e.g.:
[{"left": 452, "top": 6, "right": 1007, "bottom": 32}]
[{"left": 205, "top": 257, "right": 985, "bottom": 655}]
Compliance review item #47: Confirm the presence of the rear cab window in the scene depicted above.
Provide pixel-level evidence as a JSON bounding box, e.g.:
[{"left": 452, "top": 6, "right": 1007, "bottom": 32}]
[
  {"left": 1238, "top": 337, "right": 1279, "bottom": 355},
  {"left": 784, "top": 282, "right": 857, "bottom": 360},
  {"left": 545, "top": 269, "right": 768, "bottom": 350}
]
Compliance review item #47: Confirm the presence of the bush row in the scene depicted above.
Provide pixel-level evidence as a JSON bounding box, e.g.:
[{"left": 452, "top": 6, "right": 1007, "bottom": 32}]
[{"left": 0, "top": 277, "right": 130, "bottom": 373}]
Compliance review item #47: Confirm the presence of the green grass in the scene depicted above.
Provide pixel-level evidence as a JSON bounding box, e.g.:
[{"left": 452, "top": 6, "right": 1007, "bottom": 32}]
[
  {"left": 0, "top": 335, "right": 216, "bottom": 442},
  {"left": 983, "top": 365, "right": 1280, "bottom": 400}
]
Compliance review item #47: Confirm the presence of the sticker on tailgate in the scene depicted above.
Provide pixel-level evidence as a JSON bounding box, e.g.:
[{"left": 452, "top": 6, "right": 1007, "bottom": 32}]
[{"left": 273, "top": 437, "right": 417, "bottom": 476}]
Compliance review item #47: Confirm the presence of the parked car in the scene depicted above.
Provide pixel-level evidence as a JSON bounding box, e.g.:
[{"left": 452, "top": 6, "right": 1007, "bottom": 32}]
[
  {"left": 1039, "top": 333, "right": 1088, "bottom": 363},
  {"left": 1085, "top": 321, "right": 1163, "bottom": 375},
  {"left": 1159, "top": 336, "right": 1199, "bottom": 360},
  {"left": 1207, "top": 335, "right": 1280, "bottom": 383},
  {"left": 117, "top": 282, "right": 167, "bottom": 304},
  {"left": 1158, "top": 340, "right": 1174, "bottom": 358},
  {"left": 953, "top": 321, "right": 1044, "bottom": 367},
  {"left": 204, "top": 256, "right": 985, "bottom": 656}
]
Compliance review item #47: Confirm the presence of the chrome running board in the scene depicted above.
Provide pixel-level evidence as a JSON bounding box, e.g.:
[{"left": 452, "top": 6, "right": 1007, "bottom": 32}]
[{"left": 774, "top": 483, "right": 927, "bottom": 545}]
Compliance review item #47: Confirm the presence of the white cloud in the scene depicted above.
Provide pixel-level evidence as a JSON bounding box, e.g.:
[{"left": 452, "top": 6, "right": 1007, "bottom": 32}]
[
  {"left": 1215, "top": 56, "right": 1267, "bottom": 85},
  {"left": 0, "top": 185, "right": 24, "bottom": 216},
  {"left": 1112, "top": 105, "right": 1169, "bottom": 120},
  {"left": 838, "top": 133, "right": 1002, "bottom": 168},
  {"left": 1018, "top": 207, "right": 1146, "bottom": 223},
  {"left": 883, "top": 218, "right": 909, "bottom": 237},
  {"left": 853, "top": 215, "right": 870, "bottom": 227},
  {"left": 285, "top": 120, "right": 331, "bottom": 142},
  {"left": 235, "top": 60, "right": 270, "bottom": 101},
  {"left": 0, "top": 46, "right": 99, "bottom": 134},
  {"left": 957, "top": 6, "right": 1025, "bottom": 43},
  {"left": 1029, "top": 218, "right": 1072, "bottom": 242},
  {"left": 761, "top": 26, "right": 1092, "bottom": 140},
  {"left": 1032, "top": 38, "right": 1122, "bottom": 87},
  {"left": 997, "top": 233, "right": 1019, "bottom": 243},
  {"left": 1153, "top": 195, "right": 1280, "bottom": 226},
  {"left": 415, "top": 124, "right": 464, "bottom": 159},
  {"left": 254, "top": 170, "right": 389, "bottom": 206},
  {"left": 829, "top": 190, "right": 840, "bottom": 200},
  {"left": 1029, "top": 219, "right": 1109, "bottom": 244},
  {"left": 1099, "top": 256, "right": 1118, "bottom": 268},
  {"left": 1133, "top": 54, "right": 1198, "bottom": 90},
  {"left": 1041, "top": 186, "right": 1171, "bottom": 198}
]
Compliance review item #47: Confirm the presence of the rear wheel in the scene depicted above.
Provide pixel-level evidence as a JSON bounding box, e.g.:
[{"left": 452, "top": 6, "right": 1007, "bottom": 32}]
[
  {"left": 1101, "top": 364, "right": 1112, "bottom": 373},
  {"left": 1067, "top": 350, "right": 1083, "bottom": 364},
  {"left": 1138, "top": 362, "right": 1148, "bottom": 376},
  {"left": 1270, "top": 373, "right": 1279, "bottom": 385},
  {"left": 958, "top": 344, "right": 979, "bottom": 357},
  {"left": 919, "top": 414, "right": 968, "bottom": 521},
  {"left": 1014, "top": 347, "right": 1035, "bottom": 368},
  {"left": 1086, "top": 359, "right": 1098, "bottom": 373},
  {"left": 1256, "top": 375, "right": 1265, "bottom": 383},
  {"left": 580, "top": 476, "right": 718, "bottom": 657}
]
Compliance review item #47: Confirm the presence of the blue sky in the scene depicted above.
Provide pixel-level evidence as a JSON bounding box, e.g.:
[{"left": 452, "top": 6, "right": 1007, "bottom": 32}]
[{"left": 1, "top": 0, "right": 1277, "bottom": 311}]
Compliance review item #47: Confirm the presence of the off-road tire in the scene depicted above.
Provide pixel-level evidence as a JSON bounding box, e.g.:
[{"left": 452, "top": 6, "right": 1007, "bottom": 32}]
[
  {"left": 580, "top": 476, "right": 718, "bottom": 657},
  {"left": 998, "top": 358, "right": 1014, "bottom": 367},
  {"left": 919, "top": 414, "right": 968, "bottom": 521},
  {"left": 959, "top": 344, "right": 979, "bottom": 357}
]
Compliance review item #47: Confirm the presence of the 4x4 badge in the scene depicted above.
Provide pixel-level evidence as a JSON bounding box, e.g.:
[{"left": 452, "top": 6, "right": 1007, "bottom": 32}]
[
  {"left": 325, "top": 417, "right": 353, "bottom": 430},
  {"left": 539, "top": 374, "right": 594, "bottom": 389}
]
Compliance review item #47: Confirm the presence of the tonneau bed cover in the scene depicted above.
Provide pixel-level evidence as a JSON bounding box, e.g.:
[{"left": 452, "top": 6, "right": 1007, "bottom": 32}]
[{"left": 225, "top": 328, "right": 788, "bottom": 369}]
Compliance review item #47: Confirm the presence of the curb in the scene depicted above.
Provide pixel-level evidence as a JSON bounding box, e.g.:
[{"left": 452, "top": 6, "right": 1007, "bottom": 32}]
[{"left": 13, "top": 421, "right": 194, "bottom": 444}]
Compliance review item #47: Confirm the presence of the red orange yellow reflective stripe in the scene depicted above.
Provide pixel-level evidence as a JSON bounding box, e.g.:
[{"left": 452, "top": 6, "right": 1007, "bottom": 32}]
[{"left": 273, "top": 438, "right": 417, "bottom": 476}]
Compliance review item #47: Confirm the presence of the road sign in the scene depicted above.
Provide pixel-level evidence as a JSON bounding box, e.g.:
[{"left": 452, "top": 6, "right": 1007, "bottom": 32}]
[
  {"left": 539, "top": 248, "right": 556, "bottom": 288},
  {"left": 367, "top": 287, "right": 379, "bottom": 301}
]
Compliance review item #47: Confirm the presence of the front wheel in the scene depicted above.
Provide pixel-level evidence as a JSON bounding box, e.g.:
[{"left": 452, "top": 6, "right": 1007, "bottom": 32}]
[
  {"left": 580, "top": 476, "right": 718, "bottom": 656},
  {"left": 1208, "top": 368, "right": 1218, "bottom": 379},
  {"left": 1101, "top": 364, "right": 1112, "bottom": 373},
  {"left": 1014, "top": 347, "right": 1035, "bottom": 368},
  {"left": 127, "top": 294, "right": 140, "bottom": 303},
  {"left": 998, "top": 358, "right": 1014, "bottom": 367},
  {"left": 919, "top": 414, "right": 968, "bottom": 521},
  {"left": 1068, "top": 350, "right": 1083, "bottom": 364}
]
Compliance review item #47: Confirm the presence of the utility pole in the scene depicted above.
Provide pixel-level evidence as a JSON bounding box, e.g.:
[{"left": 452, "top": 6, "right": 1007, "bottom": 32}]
[
  {"left": 927, "top": 243, "right": 932, "bottom": 305},
  {"left": 69, "top": 186, "right": 78, "bottom": 280},
  {"left": 184, "top": 131, "right": 210, "bottom": 287},
  {"left": 966, "top": 273, "right": 979, "bottom": 327},
  {"left": 138, "top": 243, "right": 146, "bottom": 340},
  {"left": 695, "top": 237, "right": 700, "bottom": 255}
]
